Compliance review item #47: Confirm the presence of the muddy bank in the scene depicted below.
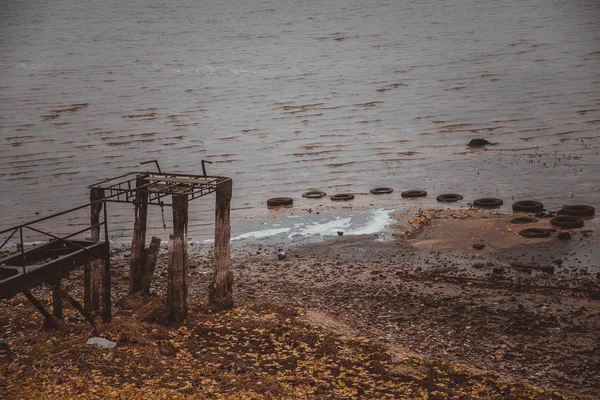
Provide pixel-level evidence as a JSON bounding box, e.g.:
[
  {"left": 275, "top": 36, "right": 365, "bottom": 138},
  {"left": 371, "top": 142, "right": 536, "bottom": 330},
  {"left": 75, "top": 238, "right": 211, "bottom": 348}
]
[
  {"left": 230, "top": 209, "right": 600, "bottom": 398},
  {"left": 2, "top": 208, "right": 599, "bottom": 398}
]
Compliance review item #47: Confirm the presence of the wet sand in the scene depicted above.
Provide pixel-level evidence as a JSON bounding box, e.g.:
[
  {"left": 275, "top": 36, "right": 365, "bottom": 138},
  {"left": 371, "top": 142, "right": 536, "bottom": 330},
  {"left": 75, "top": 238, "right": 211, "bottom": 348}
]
[
  {"left": 22, "top": 207, "right": 592, "bottom": 398},
  {"left": 232, "top": 209, "right": 600, "bottom": 397}
]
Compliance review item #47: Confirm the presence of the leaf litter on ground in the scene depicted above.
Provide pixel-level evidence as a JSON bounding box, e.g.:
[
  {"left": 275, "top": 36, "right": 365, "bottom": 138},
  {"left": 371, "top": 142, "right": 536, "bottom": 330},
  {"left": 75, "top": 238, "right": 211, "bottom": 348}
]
[{"left": 0, "top": 295, "right": 564, "bottom": 399}]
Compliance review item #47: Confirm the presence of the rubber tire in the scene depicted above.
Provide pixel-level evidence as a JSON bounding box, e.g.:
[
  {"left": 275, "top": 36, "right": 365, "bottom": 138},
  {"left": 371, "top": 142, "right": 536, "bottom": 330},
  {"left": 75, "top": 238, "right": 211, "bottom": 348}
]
[
  {"left": 370, "top": 187, "right": 393, "bottom": 195},
  {"left": 519, "top": 228, "right": 552, "bottom": 238},
  {"left": 511, "top": 216, "right": 538, "bottom": 224},
  {"left": 267, "top": 197, "right": 293, "bottom": 207},
  {"left": 401, "top": 190, "right": 427, "bottom": 198},
  {"left": 512, "top": 200, "right": 544, "bottom": 213},
  {"left": 436, "top": 194, "right": 463, "bottom": 203},
  {"left": 302, "top": 190, "right": 327, "bottom": 199},
  {"left": 557, "top": 205, "right": 595, "bottom": 217},
  {"left": 473, "top": 198, "right": 503, "bottom": 208},
  {"left": 550, "top": 216, "right": 584, "bottom": 229},
  {"left": 330, "top": 193, "right": 354, "bottom": 201}
]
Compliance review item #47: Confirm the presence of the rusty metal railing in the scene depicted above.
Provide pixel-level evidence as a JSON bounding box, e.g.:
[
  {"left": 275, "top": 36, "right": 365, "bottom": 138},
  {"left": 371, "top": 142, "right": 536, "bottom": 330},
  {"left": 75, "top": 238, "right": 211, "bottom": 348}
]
[{"left": 0, "top": 199, "right": 109, "bottom": 273}]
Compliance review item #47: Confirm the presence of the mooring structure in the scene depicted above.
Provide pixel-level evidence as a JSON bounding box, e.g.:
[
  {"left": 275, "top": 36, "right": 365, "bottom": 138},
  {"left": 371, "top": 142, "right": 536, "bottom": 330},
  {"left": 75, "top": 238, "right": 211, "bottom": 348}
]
[{"left": 0, "top": 163, "right": 233, "bottom": 329}]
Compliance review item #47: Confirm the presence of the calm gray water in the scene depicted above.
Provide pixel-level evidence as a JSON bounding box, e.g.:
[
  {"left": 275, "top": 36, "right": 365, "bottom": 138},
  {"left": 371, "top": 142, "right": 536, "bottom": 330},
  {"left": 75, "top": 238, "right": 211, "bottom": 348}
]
[{"left": 1, "top": 0, "right": 599, "bottom": 241}]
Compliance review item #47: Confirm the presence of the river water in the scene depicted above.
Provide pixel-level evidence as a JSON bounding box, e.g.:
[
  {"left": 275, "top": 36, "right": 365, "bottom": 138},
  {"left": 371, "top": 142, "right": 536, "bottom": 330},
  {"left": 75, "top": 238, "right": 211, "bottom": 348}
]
[{"left": 1, "top": 0, "right": 599, "bottom": 243}]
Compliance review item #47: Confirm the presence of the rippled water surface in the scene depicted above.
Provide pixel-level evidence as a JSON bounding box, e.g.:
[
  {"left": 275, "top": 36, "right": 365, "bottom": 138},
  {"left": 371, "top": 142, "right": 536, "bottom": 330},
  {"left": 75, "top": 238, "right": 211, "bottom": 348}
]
[{"left": 1, "top": 0, "right": 599, "bottom": 241}]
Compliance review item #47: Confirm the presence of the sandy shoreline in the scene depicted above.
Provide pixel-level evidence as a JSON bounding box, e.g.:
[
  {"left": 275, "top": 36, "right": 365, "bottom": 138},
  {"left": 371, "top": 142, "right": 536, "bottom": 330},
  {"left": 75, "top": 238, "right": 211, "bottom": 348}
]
[
  {"left": 230, "top": 209, "right": 600, "bottom": 394},
  {"left": 2, "top": 207, "right": 599, "bottom": 398}
]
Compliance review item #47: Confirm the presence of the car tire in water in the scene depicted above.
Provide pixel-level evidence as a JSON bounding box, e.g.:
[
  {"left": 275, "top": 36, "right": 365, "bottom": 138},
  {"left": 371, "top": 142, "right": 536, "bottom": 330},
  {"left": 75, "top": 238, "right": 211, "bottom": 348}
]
[
  {"left": 302, "top": 190, "right": 327, "bottom": 199},
  {"left": 436, "top": 193, "right": 463, "bottom": 203},
  {"left": 370, "top": 187, "right": 393, "bottom": 195},
  {"left": 330, "top": 193, "right": 354, "bottom": 201},
  {"left": 473, "top": 198, "right": 504, "bottom": 208},
  {"left": 512, "top": 200, "right": 544, "bottom": 213},
  {"left": 267, "top": 197, "right": 293, "bottom": 207},
  {"left": 401, "top": 190, "right": 427, "bottom": 198},
  {"left": 550, "top": 216, "right": 584, "bottom": 229},
  {"left": 557, "top": 205, "right": 595, "bottom": 217}
]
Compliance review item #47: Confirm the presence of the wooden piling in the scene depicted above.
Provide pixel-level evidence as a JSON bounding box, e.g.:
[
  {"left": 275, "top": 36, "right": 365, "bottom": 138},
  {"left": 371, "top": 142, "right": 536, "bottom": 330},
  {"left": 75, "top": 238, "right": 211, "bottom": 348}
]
[
  {"left": 142, "top": 236, "right": 161, "bottom": 294},
  {"left": 129, "top": 175, "right": 148, "bottom": 293},
  {"left": 51, "top": 275, "right": 62, "bottom": 319},
  {"left": 208, "top": 179, "right": 233, "bottom": 310},
  {"left": 85, "top": 188, "right": 104, "bottom": 312},
  {"left": 102, "top": 199, "right": 112, "bottom": 324},
  {"left": 83, "top": 261, "right": 91, "bottom": 311},
  {"left": 167, "top": 194, "right": 188, "bottom": 323}
]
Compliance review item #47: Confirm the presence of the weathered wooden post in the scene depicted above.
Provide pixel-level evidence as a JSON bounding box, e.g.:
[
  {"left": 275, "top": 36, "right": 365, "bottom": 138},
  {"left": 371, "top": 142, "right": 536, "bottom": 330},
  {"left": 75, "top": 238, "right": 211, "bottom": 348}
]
[
  {"left": 141, "top": 236, "right": 161, "bottom": 294},
  {"left": 102, "top": 198, "right": 112, "bottom": 323},
  {"left": 167, "top": 194, "right": 188, "bottom": 323},
  {"left": 51, "top": 274, "right": 62, "bottom": 319},
  {"left": 85, "top": 188, "right": 104, "bottom": 312},
  {"left": 209, "top": 179, "right": 233, "bottom": 309},
  {"left": 129, "top": 175, "right": 148, "bottom": 293}
]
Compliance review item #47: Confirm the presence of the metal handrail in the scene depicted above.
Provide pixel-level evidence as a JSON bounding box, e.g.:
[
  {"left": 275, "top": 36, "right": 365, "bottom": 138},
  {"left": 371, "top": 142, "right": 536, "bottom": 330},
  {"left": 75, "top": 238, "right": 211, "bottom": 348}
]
[
  {"left": 1, "top": 170, "right": 233, "bottom": 253},
  {"left": 24, "top": 224, "right": 105, "bottom": 258},
  {"left": 88, "top": 172, "right": 227, "bottom": 207},
  {"left": 86, "top": 170, "right": 227, "bottom": 189},
  {"left": 0, "top": 228, "right": 17, "bottom": 250},
  {"left": 0, "top": 200, "right": 108, "bottom": 259},
  {"left": 0, "top": 198, "right": 106, "bottom": 236}
]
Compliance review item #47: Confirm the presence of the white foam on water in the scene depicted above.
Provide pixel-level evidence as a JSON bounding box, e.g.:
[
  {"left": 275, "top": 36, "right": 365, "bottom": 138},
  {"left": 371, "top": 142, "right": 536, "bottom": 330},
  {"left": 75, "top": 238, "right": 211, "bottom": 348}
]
[
  {"left": 292, "top": 217, "right": 352, "bottom": 237},
  {"left": 218, "top": 209, "right": 396, "bottom": 242},
  {"left": 231, "top": 227, "right": 291, "bottom": 240},
  {"left": 344, "top": 209, "right": 394, "bottom": 235}
]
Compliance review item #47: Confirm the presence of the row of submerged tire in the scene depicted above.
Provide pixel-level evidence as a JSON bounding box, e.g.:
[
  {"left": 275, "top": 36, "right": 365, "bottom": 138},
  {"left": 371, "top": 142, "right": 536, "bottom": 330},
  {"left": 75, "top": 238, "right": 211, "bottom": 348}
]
[
  {"left": 266, "top": 188, "right": 595, "bottom": 239},
  {"left": 267, "top": 187, "right": 449, "bottom": 206}
]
